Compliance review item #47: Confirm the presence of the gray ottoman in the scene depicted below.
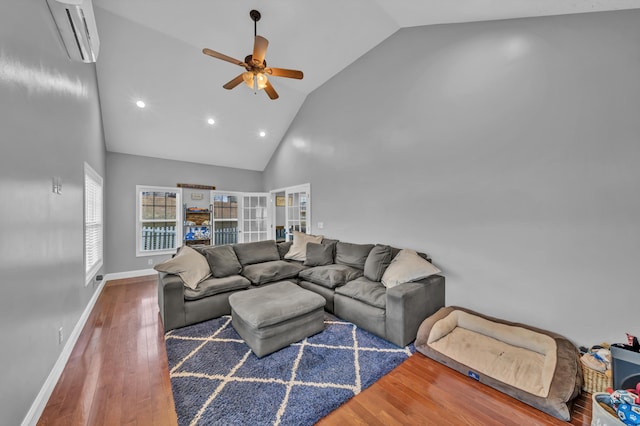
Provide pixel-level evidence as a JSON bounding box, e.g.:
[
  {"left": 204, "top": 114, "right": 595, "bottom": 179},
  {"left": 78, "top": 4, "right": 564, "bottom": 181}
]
[{"left": 229, "top": 281, "right": 326, "bottom": 358}]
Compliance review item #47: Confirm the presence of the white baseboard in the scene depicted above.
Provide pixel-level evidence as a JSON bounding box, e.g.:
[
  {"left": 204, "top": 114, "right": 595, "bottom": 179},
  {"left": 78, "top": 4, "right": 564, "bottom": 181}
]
[
  {"left": 21, "top": 277, "right": 108, "bottom": 426},
  {"left": 21, "top": 268, "right": 157, "bottom": 425},
  {"left": 104, "top": 268, "right": 157, "bottom": 282}
]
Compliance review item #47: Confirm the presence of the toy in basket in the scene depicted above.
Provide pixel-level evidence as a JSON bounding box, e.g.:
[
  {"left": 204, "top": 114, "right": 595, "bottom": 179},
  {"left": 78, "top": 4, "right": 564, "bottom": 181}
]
[{"left": 592, "top": 384, "right": 640, "bottom": 426}]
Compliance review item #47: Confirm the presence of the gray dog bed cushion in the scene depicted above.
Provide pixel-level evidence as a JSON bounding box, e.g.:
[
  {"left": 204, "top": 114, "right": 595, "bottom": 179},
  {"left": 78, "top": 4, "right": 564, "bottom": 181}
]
[{"left": 415, "top": 306, "right": 583, "bottom": 421}]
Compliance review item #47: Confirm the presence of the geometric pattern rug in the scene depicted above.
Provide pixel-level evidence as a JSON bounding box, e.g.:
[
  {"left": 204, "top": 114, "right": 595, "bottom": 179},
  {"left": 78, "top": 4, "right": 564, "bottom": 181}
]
[{"left": 165, "top": 313, "right": 414, "bottom": 426}]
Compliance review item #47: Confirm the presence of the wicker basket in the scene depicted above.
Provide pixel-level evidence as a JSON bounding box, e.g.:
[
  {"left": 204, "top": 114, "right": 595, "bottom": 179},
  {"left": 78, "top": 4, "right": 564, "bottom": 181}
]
[{"left": 582, "top": 360, "right": 612, "bottom": 393}]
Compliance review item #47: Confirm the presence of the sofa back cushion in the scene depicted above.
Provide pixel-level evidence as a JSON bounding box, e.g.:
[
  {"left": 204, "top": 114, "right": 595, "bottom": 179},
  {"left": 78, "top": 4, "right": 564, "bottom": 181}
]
[
  {"left": 321, "top": 237, "right": 339, "bottom": 246},
  {"left": 197, "top": 245, "right": 243, "bottom": 278},
  {"left": 233, "top": 240, "right": 280, "bottom": 266},
  {"left": 304, "top": 242, "right": 335, "bottom": 267},
  {"left": 363, "top": 244, "right": 393, "bottom": 282},
  {"left": 335, "top": 242, "right": 374, "bottom": 270}
]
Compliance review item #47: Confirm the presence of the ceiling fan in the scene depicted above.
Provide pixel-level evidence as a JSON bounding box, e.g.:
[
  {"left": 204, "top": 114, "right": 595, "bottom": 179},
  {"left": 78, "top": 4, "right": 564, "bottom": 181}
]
[{"left": 202, "top": 10, "right": 303, "bottom": 100}]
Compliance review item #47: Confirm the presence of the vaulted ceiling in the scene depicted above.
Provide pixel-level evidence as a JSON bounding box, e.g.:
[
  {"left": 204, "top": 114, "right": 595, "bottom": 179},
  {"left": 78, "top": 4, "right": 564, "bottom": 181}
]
[{"left": 92, "top": 0, "right": 640, "bottom": 171}]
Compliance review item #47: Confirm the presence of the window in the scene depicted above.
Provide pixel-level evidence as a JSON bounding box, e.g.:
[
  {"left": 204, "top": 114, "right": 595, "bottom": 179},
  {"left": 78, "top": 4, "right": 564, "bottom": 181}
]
[
  {"left": 84, "top": 163, "right": 103, "bottom": 285},
  {"left": 136, "top": 186, "right": 182, "bottom": 256}
]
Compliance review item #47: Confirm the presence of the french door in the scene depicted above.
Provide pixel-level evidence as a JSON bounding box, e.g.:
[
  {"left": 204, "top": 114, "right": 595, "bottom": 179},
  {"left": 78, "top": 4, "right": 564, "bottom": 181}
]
[
  {"left": 211, "top": 192, "right": 271, "bottom": 244},
  {"left": 211, "top": 192, "right": 241, "bottom": 245},
  {"left": 285, "top": 184, "right": 311, "bottom": 241},
  {"left": 241, "top": 193, "right": 270, "bottom": 243}
]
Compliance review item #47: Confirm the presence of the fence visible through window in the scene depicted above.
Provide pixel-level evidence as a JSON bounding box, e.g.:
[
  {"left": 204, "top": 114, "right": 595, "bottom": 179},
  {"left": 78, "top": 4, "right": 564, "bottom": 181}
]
[
  {"left": 141, "top": 224, "right": 177, "bottom": 251},
  {"left": 214, "top": 222, "right": 238, "bottom": 245}
]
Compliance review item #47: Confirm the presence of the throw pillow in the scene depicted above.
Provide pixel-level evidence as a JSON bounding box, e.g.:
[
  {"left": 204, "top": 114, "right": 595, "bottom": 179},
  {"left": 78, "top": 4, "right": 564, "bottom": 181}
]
[
  {"left": 154, "top": 245, "right": 211, "bottom": 290},
  {"left": 363, "top": 244, "right": 393, "bottom": 282},
  {"left": 284, "top": 231, "right": 323, "bottom": 261},
  {"left": 381, "top": 249, "right": 441, "bottom": 288},
  {"left": 335, "top": 242, "right": 374, "bottom": 270},
  {"left": 198, "top": 245, "right": 242, "bottom": 278},
  {"left": 304, "top": 242, "right": 335, "bottom": 266}
]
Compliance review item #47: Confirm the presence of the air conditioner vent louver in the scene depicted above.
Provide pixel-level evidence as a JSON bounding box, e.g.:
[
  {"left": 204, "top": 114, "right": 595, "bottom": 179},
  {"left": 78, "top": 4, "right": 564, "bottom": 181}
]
[{"left": 47, "top": 0, "right": 100, "bottom": 63}]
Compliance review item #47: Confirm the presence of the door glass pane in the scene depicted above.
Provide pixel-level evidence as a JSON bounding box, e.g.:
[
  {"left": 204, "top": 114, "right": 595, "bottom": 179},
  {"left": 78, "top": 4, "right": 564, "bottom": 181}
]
[
  {"left": 242, "top": 194, "right": 269, "bottom": 243},
  {"left": 284, "top": 187, "right": 310, "bottom": 241},
  {"left": 212, "top": 194, "right": 239, "bottom": 244},
  {"left": 214, "top": 221, "right": 237, "bottom": 245}
]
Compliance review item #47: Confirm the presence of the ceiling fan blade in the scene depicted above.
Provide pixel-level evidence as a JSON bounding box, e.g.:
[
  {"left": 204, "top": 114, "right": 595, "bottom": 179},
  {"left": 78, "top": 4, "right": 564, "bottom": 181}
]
[
  {"left": 264, "top": 80, "right": 279, "bottom": 100},
  {"left": 223, "top": 74, "right": 244, "bottom": 90},
  {"left": 252, "top": 36, "right": 269, "bottom": 65},
  {"left": 265, "top": 67, "right": 304, "bottom": 79},
  {"left": 202, "top": 48, "right": 246, "bottom": 67}
]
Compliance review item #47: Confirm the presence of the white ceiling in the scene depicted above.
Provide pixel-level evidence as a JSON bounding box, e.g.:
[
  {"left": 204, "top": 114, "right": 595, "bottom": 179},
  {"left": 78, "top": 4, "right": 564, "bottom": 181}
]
[{"left": 93, "top": 0, "right": 640, "bottom": 171}]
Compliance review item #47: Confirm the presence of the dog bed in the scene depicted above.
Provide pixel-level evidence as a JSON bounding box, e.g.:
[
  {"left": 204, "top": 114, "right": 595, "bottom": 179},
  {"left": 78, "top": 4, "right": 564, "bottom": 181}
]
[{"left": 415, "top": 306, "right": 583, "bottom": 421}]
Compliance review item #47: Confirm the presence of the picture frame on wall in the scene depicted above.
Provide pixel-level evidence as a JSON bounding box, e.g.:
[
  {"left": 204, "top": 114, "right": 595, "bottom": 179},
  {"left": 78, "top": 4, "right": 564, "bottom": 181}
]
[{"left": 276, "top": 196, "right": 285, "bottom": 207}]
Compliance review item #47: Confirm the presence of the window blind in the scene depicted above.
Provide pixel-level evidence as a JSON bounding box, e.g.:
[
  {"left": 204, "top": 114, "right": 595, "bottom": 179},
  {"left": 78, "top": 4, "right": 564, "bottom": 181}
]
[{"left": 85, "top": 163, "right": 103, "bottom": 284}]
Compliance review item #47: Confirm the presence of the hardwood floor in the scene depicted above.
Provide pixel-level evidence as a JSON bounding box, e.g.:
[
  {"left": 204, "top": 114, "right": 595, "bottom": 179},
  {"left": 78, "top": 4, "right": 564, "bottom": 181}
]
[{"left": 38, "top": 275, "right": 592, "bottom": 425}]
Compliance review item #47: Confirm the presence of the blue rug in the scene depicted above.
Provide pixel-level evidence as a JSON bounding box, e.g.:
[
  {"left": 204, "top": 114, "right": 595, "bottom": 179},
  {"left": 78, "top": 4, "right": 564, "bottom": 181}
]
[{"left": 165, "top": 314, "right": 414, "bottom": 426}]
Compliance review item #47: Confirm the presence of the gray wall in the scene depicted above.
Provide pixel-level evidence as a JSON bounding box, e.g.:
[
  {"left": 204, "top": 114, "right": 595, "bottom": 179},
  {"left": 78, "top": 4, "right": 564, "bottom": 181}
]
[
  {"left": 105, "top": 152, "right": 263, "bottom": 272},
  {"left": 264, "top": 10, "right": 640, "bottom": 346},
  {"left": 0, "top": 1, "right": 106, "bottom": 424}
]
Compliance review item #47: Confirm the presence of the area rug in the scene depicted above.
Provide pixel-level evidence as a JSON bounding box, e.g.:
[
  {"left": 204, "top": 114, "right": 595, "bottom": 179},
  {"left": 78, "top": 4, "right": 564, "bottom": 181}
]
[{"left": 165, "top": 314, "right": 414, "bottom": 426}]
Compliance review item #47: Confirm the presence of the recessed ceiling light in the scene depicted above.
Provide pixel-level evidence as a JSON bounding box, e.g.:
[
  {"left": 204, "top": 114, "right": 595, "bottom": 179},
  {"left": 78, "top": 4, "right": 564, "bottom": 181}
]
[
  {"left": 136, "top": 100, "right": 146, "bottom": 108},
  {"left": 207, "top": 118, "right": 215, "bottom": 125},
  {"left": 259, "top": 131, "right": 266, "bottom": 137}
]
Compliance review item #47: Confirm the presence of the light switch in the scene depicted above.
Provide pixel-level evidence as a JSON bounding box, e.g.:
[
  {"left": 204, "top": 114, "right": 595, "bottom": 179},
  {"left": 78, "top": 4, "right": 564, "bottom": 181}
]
[{"left": 317, "top": 222, "right": 324, "bottom": 229}]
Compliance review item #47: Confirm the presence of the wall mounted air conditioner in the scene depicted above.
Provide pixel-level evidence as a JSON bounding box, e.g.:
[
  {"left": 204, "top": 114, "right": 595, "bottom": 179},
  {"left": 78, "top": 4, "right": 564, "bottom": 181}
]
[{"left": 46, "top": 0, "right": 100, "bottom": 63}]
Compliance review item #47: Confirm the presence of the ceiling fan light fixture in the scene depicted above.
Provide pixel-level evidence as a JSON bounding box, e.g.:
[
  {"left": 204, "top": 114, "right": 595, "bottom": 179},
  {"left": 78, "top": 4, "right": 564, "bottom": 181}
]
[
  {"left": 256, "top": 73, "right": 268, "bottom": 90},
  {"left": 242, "top": 71, "right": 254, "bottom": 89}
]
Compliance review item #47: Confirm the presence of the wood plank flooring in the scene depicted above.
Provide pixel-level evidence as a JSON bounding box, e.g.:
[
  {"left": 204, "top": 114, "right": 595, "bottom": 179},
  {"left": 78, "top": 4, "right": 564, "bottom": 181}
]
[{"left": 38, "top": 275, "right": 592, "bottom": 425}]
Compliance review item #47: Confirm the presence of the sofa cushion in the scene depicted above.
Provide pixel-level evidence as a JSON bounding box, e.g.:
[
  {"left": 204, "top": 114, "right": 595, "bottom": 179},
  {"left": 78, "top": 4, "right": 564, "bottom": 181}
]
[
  {"left": 304, "top": 242, "right": 335, "bottom": 267},
  {"left": 335, "top": 277, "right": 387, "bottom": 309},
  {"left": 277, "top": 241, "right": 293, "bottom": 259},
  {"left": 321, "top": 238, "right": 339, "bottom": 246},
  {"left": 364, "top": 244, "right": 393, "bottom": 282},
  {"left": 335, "top": 242, "right": 374, "bottom": 270},
  {"left": 284, "top": 231, "right": 323, "bottom": 261},
  {"left": 241, "top": 260, "right": 305, "bottom": 286},
  {"left": 233, "top": 240, "right": 280, "bottom": 266},
  {"left": 298, "top": 264, "right": 363, "bottom": 289},
  {"left": 154, "top": 245, "right": 211, "bottom": 290},
  {"left": 184, "top": 275, "right": 251, "bottom": 301},
  {"left": 381, "top": 249, "right": 441, "bottom": 288},
  {"left": 196, "top": 245, "right": 242, "bottom": 278}
]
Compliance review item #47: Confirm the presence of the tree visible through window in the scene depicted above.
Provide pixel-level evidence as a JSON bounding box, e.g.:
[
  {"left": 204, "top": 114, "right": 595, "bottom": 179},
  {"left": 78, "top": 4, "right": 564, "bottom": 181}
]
[{"left": 136, "top": 186, "right": 181, "bottom": 256}]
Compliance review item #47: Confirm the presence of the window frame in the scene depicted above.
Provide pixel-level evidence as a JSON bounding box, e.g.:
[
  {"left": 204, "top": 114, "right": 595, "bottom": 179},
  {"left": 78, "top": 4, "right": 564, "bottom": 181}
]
[
  {"left": 84, "top": 162, "right": 103, "bottom": 286},
  {"left": 136, "top": 185, "right": 182, "bottom": 257}
]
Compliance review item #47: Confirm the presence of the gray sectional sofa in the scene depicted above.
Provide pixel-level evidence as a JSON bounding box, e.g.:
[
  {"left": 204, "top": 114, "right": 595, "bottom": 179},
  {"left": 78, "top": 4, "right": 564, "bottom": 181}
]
[{"left": 157, "top": 238, "right": 445, "bottom": 347}]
